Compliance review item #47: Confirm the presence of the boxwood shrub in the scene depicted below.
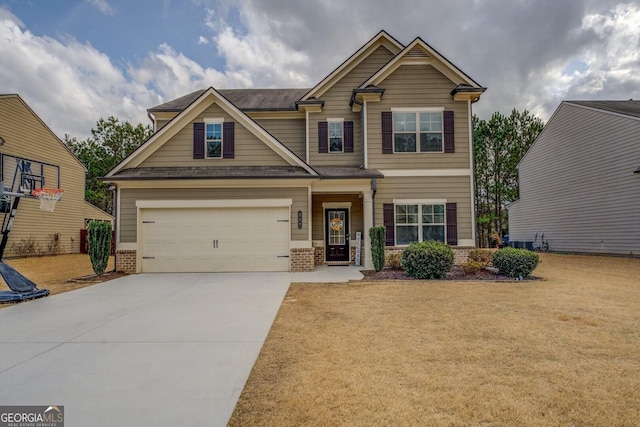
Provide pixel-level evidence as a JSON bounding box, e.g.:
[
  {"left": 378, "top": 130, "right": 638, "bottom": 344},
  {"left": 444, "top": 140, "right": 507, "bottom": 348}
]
[
  {"left": 401, "top": 240, "right": 454, "bottom": 279},
  {"left": 492, "top": 247, "right": 539, "bottom": 278}
]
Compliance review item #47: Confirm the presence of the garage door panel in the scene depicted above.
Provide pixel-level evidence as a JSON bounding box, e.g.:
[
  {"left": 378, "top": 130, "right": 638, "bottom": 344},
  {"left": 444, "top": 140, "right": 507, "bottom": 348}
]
[{"left": 140, "top": 206, "right": 290, "bottom": 273}]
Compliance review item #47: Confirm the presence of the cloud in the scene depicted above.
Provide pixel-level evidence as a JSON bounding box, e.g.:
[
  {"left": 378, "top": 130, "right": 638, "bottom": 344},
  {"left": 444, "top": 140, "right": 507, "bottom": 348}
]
[
  {"left": 198, "top": 36, "right": 209, "bottom": 45},
  {"left": 86, "top": 0, "right": 115, "bottom": 16}
]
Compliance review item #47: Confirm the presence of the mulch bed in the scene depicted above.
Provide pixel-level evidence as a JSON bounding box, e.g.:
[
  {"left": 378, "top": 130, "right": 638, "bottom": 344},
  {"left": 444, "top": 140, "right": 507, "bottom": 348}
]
[
  {"left": 67, "top": 271, "right": 127, "bottom": 283},
  {"left": 362, "top": 265, "right": 537, "bottom": 281}
]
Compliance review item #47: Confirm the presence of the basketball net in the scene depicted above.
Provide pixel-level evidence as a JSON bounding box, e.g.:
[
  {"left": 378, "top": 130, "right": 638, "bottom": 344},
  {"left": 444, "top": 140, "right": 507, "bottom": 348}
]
[{"left": 31, "top": 188, "right": 63, "bottom": 212}]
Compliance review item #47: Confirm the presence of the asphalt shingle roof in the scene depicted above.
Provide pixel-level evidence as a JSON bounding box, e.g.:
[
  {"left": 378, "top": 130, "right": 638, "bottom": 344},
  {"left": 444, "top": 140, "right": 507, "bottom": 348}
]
[
  {"left": 148, "top": 88, "right": 310, "bottom": 113},
  {"left": 567, "top": 100, "right": 640, "bottom": 118}
]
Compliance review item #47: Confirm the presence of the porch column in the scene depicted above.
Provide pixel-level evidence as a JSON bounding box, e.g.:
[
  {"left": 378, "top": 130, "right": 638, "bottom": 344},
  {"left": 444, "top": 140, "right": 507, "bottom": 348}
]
[{"left": 362, "top": 190, "right": 374, "bottom": 270}]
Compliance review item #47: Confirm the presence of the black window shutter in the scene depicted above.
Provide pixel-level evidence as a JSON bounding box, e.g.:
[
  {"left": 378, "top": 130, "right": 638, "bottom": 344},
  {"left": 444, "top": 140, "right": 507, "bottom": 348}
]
[
  {"left": 344, "top": 121, "right": 354, "bottom": 153},
  {"left": 382, "top": 111, "right": 393, "bottom": 154},
  {"left": 444, "top": 111, "right": 455, "bottom": 153},
  {"left": 193, "top": 122, "right": 204, "bottom": 159},
  {"left": 446, "top": 202, "right": 458, "bottom": 245},
  {"left": 223, "top": 122, "right": 234, "bottom": 159},
  {"left": 318, "top": 122, "right": 328, "bottom": 153},
  {"left": 383, "top": 203, "right": 395, "bottom": 246}
]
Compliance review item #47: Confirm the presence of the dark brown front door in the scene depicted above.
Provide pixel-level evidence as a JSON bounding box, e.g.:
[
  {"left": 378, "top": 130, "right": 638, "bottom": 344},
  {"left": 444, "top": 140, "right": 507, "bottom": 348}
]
[{"left": 325, "top": 209, "right": 349, "bottom": 262}]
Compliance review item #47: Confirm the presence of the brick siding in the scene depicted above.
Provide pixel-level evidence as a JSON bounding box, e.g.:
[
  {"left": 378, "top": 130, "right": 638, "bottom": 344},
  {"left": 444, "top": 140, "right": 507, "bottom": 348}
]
[
  {"left": 290, "top": 247, "right": 315, "bottom": 272},
  {"left": 383, "top": 246, "right": 474, "bottom": 267},
  {"left": 116, "top": 250, "right": 137, "bottom": 273}
]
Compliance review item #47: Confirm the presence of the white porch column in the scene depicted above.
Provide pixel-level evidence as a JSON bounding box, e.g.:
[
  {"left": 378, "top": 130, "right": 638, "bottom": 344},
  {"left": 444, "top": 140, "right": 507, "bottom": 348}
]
[{"left": 362, "top": 190, "right": 374, "bottom": 270}]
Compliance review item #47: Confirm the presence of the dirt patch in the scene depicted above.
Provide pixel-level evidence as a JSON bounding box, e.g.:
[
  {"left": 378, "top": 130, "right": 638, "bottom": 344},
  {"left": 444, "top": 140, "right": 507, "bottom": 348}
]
[
  {"left": 1, "top": 254, "right": 121, "bottom": 306},
  {"left": 229, "top": 253, "right": 640, "bottom": 426}
]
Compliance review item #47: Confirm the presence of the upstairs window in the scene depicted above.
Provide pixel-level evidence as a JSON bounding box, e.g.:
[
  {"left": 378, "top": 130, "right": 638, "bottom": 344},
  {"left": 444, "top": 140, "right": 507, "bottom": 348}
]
[
  {"left": 205, "top": 121, "right": 223, "bottom": 158},
  {"left": 393, "top": 110, "right": 443, "bottom": 153},
  {"left": 328, "top": 120, "right": 344, "bottom": 153}
]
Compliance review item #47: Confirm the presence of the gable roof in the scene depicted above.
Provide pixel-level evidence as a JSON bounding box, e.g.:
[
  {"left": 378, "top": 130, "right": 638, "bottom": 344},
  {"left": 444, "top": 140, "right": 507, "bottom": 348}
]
[
  {"left": 148, "top": 88, "right": 309, "bottom": 113},
  {"left": 0, "top": 94, "right": 87, "bottom": 171},
  {"left": 107, "top": 87, "right": 317, "bottom": 178},
  {"left": 565, "top": 100, "right": 640, "bottom": 119},
  {"left": 360, "top": 37, "right": 485, "bottom": 91},
  {"left": 299, "top": 30, "right": 404, "bottom": 101}
]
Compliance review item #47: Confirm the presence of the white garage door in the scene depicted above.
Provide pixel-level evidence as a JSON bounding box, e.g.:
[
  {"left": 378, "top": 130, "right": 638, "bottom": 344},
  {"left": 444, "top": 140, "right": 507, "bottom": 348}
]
[{"left": 139, "top": 206, "right": 290, "bottom": 273}]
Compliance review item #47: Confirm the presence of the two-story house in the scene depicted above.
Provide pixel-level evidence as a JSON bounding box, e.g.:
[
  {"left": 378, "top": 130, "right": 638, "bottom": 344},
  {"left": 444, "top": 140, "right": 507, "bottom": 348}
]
[{"left": 105, "top": 31, "right": 485, "bottom": 273}]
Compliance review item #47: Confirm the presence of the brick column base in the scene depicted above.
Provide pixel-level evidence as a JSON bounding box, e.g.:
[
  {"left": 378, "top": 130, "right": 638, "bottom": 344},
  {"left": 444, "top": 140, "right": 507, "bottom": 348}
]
[
  {"left": 116, "top": 250, "right": 136, "bottom": 273},
  {"left": 290, "top": 248, "right": 315, "bottom": 272}
]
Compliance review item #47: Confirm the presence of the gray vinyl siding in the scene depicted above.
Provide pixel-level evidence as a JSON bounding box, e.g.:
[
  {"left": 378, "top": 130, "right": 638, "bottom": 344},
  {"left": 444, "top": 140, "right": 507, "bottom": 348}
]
[
  {"left": 252, "top": 117, "right": 306, "bottom": 159},
  {"left": 119, "top": 187, "right": 309, "bottom": 243},
  {"left": 367, "top": 64, "right": 471, "bottom": 170},
  {"left": 140, "top": 104, "right": 290, "bottom": 167},
  {"left": 508, "top": 102, "right": 640, "bottom": 254},
  {"left": 374, "top": 176, "right": 473, "bottom": 242},
  {"left": 308, "top": 45, "right": 395, "bottom": 167},
  {"left": 311, "top": 194, "right": 363, "bottom": 241},
  {"left": 0, "top": 96, "right": 112, "bottom": 257}
]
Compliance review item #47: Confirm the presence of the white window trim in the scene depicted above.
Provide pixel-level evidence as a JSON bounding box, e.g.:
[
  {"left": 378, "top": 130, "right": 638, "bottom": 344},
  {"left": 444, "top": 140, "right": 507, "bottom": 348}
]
[
  {"left": 204, "top": 118, "right": 224, "bottom": 159},
  {"left": 391, "top": 109, "right": 444, "bottom": 154},
  {"left": 392, "top": 199, "right": 447, "bottom": 246},
  {"left": 327, "top": 118, "right": 344, "bottom": 154}
]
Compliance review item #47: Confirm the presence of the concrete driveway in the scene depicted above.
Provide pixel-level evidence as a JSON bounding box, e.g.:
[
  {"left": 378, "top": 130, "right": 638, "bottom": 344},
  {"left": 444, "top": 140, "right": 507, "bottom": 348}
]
[{"left": 0, "top": 273, "right": 292, "bottom": 426}]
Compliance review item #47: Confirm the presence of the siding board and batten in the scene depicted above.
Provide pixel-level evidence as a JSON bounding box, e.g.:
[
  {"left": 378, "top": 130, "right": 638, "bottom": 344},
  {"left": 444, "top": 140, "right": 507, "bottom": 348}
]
[{"left": 508, "top": 102, "right": 640, "bottom": 254}]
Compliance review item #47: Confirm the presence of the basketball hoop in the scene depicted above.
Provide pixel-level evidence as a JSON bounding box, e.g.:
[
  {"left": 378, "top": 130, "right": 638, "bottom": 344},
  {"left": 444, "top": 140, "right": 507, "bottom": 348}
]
[{"left": 31, "top": 188, "right": 63, "bottom": 212}]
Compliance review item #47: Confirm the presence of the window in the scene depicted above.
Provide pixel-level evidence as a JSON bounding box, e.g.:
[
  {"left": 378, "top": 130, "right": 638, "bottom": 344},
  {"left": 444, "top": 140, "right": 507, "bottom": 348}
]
[
  {"left": 393, "top": 111, "right": 443, "bottom": 153},
  {"left": 395, "top": 203, "right": 445, "bottom": 245},
  {"left": 205, "top": 121, "right": 223, "bottom": 158},
  {"left": 328, "top": 120, "right": 343, "bottom": 153}
]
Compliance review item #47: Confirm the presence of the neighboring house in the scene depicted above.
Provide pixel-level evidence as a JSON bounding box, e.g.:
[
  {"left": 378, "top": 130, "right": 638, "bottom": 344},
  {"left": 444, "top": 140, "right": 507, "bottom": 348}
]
[
  {"left": 508, "top": 100, "right": 640, "bottom": 255},
  {"left": 0, "top": 94, "right": 112, "bottom": 257},
  {"left": 105, "top": 31, "right": 486, "bottom": 273}
]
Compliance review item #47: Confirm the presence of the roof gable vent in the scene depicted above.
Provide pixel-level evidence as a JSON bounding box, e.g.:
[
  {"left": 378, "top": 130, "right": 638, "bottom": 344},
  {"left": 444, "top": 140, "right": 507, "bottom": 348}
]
[{"left": 406, "top": 47, "right": 429, "bottom": 59}]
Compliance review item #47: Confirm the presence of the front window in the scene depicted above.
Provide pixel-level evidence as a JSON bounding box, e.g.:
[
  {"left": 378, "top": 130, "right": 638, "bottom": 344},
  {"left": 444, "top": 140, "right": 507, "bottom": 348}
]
[
  {"left": 395, "top": 203, "right": 445, "bottom": 244},
  {"left": 393, "top": 111, "right": 442, "bottom": 153},
  {"left": 206, "top": 122, "right": 222, "bottom": 158},
  {"left": 328, "top": 121, "right": 344, "bottom": 153}
]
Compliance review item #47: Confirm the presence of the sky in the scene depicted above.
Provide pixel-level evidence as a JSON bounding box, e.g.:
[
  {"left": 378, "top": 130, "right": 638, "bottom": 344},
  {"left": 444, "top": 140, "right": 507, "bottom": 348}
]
[{"left": 1, "top": 0, "right": 639, "bottom": 139}]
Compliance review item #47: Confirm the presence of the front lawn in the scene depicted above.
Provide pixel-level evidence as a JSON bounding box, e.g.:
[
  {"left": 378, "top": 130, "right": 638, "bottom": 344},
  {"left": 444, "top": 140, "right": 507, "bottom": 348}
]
[{"left": 229, "top": 253, "right": 640, "bottom": 426}]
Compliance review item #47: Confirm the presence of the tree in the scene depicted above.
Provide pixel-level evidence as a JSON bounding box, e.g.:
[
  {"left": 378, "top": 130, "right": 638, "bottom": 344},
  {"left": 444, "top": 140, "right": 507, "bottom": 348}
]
[
  {"left": 65, "top": 117, "right": 152, "bottom": 214},
  {"left": 473, "top": 109, "right": 543, "bottom": 247}
]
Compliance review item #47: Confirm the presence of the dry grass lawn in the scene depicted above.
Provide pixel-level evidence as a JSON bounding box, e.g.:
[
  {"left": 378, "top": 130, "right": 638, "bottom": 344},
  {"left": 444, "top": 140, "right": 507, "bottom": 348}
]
[
  {"left": 230, "top": 253, "right": 640, "bottom": 426},
  {"left": 1, "top": 254, "right": 116, "bottom": 305}
]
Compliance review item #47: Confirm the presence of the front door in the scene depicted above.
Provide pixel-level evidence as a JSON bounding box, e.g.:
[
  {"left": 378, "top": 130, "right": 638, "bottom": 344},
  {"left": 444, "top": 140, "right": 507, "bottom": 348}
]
[{"left": 325, "top": 209, "right": 349, "bottom": 262}]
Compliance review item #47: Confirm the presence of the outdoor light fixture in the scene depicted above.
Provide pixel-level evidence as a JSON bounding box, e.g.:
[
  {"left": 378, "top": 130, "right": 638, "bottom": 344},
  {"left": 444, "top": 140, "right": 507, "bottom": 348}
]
[{"left": 297, "top": 210, "right": 303, "bottom": 229}]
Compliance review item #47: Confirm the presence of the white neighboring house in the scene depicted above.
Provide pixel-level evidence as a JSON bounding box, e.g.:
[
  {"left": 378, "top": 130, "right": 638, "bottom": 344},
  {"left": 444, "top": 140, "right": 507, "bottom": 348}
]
[{"left": 507, "top": 100, "right": 640, "bottom": 255}]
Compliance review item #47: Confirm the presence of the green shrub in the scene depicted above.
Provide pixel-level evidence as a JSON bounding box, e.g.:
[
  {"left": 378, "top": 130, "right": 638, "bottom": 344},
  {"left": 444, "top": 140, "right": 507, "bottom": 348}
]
[
  {"left": 468, "top": 248, "right": 493, "bottom": 266},
  {"left": 88, "top": 221, "right": 112, "bottom": 276},
  {"left": 492, "top": 247, "right": 539, "bottom": 278},
  {"left": 401, "top": 240, "right": 454, "bottom": 279},
  {"left": 386, "top": 253, "right": 402, "bottom": 270},
  {"left": 369, "top": 226, "right": 386, "bottom": 272},
  {"left": 462, "top": 261, "right": 483, "bottom": 275}
]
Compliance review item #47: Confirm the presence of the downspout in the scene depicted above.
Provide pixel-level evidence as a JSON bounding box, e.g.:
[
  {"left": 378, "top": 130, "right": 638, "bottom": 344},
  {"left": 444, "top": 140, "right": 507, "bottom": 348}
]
[
  {"left": 351, "top": 92, "right": 365, "bottom": 169},
  {"left": 109, "top": 183, "right": 118, "bottom": 272},
  {"left": 371, "top": 178, "right": 377, "bottom": 226}
]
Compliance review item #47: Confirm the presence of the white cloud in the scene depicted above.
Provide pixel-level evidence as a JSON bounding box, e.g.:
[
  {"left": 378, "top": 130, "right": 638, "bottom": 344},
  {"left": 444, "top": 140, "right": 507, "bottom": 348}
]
[
  {"left": 198, "top": 36, "right": 209, "bottom": 45},
  {"left": 86, "top": 0, "right": 115, "bottom": 16}
]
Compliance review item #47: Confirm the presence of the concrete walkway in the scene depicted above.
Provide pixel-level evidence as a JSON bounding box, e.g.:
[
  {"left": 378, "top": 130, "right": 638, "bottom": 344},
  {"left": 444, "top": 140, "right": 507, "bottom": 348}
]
[{"left": 0, "top": 268, "right": 361, "bottom": 426}]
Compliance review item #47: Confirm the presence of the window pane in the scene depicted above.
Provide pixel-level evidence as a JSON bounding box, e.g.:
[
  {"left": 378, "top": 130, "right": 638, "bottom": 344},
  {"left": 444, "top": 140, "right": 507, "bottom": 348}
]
[
  {"left": 207, "top": 140, "right": 221, "bottom": 158},
  {"left": 394, "top": 134, "right": 416, "bottom": 152},
  {"left": 394, "top": 113, "right": 416, "bottom": 132},
  {"left": 397, "top": 225, "right": 419, "bottom": 245},
  {"left": 329, "top": 137, "right": 343, "bottom": 152},
  {"left": 420, "top": 133, "right": 442, "bottom": 152},
  {"left": 423, "top": 225, "right": 445, "bottom": 242},
  {"left": 329, "top": 122, "right": 343, "bottom": 137},
  {"left": 206, "top": 123, "right": 221, "bottom": 140},
  {"left": 420, "top": 112, "right": 442, "bottom": 132}
]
